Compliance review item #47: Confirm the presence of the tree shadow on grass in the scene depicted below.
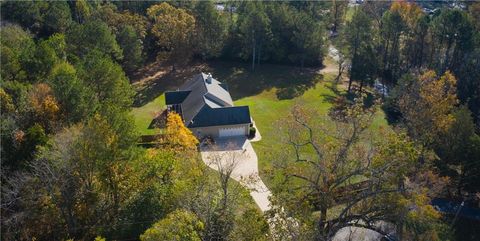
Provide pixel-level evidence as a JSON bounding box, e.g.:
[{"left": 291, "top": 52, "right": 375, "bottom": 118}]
[
  {"left": 132, "top": 60, "right": 323, "bottom": 107},
  {"left": 132, "top": 62, "right": 208, "bottom": 107},
  {"left": 209, "top": 60, "right": 321, "bottom": 101},
  {"left": 321, "top": 82, "right": 344, "bottom": 104}
]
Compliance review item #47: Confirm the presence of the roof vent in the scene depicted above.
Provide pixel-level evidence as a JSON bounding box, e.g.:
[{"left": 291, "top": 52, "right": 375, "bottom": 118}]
[{"left": 206, "top": 73, "right": 212, "bottom": 84}]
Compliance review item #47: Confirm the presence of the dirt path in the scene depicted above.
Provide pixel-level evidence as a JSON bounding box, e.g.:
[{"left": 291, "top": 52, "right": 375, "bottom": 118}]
[{"left": 320, "top": 45, "right": 351, "bottom": 90}]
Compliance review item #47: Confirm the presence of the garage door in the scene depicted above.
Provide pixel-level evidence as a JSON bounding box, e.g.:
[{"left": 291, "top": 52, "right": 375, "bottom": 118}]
[{"left": 219, "top": 127, "right": 245, "bottom": 137}]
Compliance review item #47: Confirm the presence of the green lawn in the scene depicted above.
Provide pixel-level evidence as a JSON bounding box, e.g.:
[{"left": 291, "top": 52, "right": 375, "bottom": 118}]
[
  {"left": 234, "top": 73, "right": 388, "bottom": 187},
  {"left": 131, "top": 94, "right": 165, "bottom": 135},
  {"left": 130, "top": 60, "right": 389, "bottom": 188}
]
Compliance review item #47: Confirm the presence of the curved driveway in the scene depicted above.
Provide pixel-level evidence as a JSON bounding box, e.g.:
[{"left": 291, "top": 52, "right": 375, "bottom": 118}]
[{"left": 199, "top": 131, "right": 272, "bottom": 212}]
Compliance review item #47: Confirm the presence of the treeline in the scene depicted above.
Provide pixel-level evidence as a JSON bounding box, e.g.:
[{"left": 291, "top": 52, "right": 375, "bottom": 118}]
[
  {"left": 1, "top": 1, "right": 271, "bottom": 240},
  {"left": 340, "top": 1, "right": 480, "bottom": 126},
  {"left": 338, "top": 1, "right": 480, "bottom": 231},
  {"left": 2, "top": 0, "right": 331, "bottom": 74}
]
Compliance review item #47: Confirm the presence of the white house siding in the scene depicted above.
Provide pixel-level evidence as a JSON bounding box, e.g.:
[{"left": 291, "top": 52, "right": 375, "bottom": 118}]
[{"left": 190, "top": 123, "right": 249, "bottom": 139}]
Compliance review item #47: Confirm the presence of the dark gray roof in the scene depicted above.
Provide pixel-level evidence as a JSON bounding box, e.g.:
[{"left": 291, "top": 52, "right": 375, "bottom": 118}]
[
  {"left": 166, "top": 73, "right": 251, "bottom": 127},
  {"left": 165, "top": 91, "right": 191, "bottom": 105},
  {"left": 188, "top": 106, "right": 251, "bottom": 128}
]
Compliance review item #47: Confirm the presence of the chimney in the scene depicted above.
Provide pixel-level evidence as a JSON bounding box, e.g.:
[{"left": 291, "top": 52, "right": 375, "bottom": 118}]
[{"left": 206, "top": 73, "right": 212, "bottom": 84}]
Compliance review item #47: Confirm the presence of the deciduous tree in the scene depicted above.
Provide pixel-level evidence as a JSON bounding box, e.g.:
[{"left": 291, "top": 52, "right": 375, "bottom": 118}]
[
  {"left": 272, "top": 98, "right": 448, "bottom": 240},
  {"left": 147, "top": 2, "right": 196, "bottom": 71},
  {"left": 397, "top": 70, "right": 458, "bottom": 148},
  {"left": 28, "top": 83, "right": 60, "bottom": 130},
  {"left": 0, "top": 24, "right": 35, "bottom": 82},
  {"left": 48, "top": 62, "right": 93, "bottom": 123},
  {"left": 436, "top": 106, "right": 480, "bottom": 194},
  {"left": 164, "top": 112, "right": 199, "bottom": 151},
  {"left": 141, "top": 210, "right": 204, "bottom": 241}
]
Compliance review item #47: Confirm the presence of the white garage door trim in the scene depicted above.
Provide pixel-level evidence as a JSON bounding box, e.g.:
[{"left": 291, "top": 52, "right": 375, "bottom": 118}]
[{"left": 219, "top": 126, "right": 245, "bottom": 137}]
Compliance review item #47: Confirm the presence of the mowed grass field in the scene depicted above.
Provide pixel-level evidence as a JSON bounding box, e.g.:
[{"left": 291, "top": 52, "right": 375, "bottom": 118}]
[
  {"left": 234, "top": 73, "right": 388, "bottom": 187},
  {"left": 131, "top": 94, "right": 165, "bottom": 135},
  {"left": 130, "top": 60, "right": 389, "bottom": 187}
]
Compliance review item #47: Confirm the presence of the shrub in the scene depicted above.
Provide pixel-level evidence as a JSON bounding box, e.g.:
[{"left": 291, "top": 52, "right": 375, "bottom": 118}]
[{"left": 248, "top": 126, "right": 256, "bottom": 139}]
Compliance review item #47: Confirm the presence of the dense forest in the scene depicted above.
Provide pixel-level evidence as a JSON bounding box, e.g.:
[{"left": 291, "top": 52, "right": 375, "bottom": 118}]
[{"left": 1, "top": 1, "right": 479, "bottom": 241}]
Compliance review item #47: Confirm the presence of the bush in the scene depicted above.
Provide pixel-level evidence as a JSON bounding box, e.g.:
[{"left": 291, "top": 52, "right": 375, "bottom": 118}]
[{"left": 248, "top": 126, "right": 256, "bottom": 139}]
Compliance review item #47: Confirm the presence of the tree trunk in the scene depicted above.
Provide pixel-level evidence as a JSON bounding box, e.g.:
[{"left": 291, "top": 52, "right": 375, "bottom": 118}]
[
  {"left": 348, "top": 58, "right": 355, "bottom": 93},
  {"left": 319, "top": 208, "right": 328, "bottom": 237},
  {"left": 348, "top": 74, "right": 353, "bottom": 93},
  {"left": 392, "top": 35, "right": 400, "bottom": 82},
  {"left": 335, "top": 58, "right": 344, "bottom": 86},
  {"left": 457, "top": 170, "right": 465, "bottom": 197},
  {"left": 349, "top": 27, "right": 360, "bottom": 94},
  {"left": 222, "top": 181, "right": 228, "bottom": 211},
  {"left": 252, "top": 40, "right": 256, "bottom": 71},
  {"left": 397, "top": 177, "right": 406, "bottom": 240},
  {"left": 257, "top": 43, "right": 261, "bottom": 66},
  {"left": 301, "top": 52, "right": 306, "bottom": 69},
  {"left": 418, "top": 34, "right": 425, "bottom": 67},
  {"left": 382, "top": 36, "right": 390, "bottom": 82},
  {"left": 443, "top": 40, "right": 453, "bottom": 73}
]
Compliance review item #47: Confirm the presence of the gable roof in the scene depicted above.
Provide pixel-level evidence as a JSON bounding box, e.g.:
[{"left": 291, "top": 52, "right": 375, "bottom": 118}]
[
  {"left": 165, "top": 90, "right": 191, "bottom": 105},
  {"left": 189, "top": 106, "right": 251, "bottom": 128},
  {"left": 165, "top": 73, "right": 251, "bottom": 128}
]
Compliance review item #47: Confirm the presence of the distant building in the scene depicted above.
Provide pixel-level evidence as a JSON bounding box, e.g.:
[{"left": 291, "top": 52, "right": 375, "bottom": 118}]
[{"left": 165, "top": 73, "right": 251, "bottom": 139}]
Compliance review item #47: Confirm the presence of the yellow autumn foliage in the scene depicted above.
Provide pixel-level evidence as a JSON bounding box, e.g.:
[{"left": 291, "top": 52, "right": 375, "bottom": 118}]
[
  {"left": 29, "top": 83, "right": 60, "bottom": 127},
  {"left": 391, "top": 1, "right": 424, "bottom": 29},
  {"left": 165, "top": 112, "right": 199, "bottom": 150},
  {"left": 399, "top": 70, "right": 459, "bottom": 146},
  {"left": 0, "top": 88, "right": 15, "bottom": 113},
  {"left": 419, "top": 71, "right": 457, "bottom": 131},
  {"left": 147, "top": 3, "right": 195, "bottom": 49}
]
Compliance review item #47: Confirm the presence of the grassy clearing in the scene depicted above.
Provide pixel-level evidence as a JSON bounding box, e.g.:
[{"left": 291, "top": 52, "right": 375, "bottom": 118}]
[
  {"left": 131, "top": 94, "right": 165, "bottom": 135},
  {"left": 235, "top": 74, "right": 388, "bottom": 187},
  {"left": 130, "top": 60, "right": 321, "bottom": 136},
  {"left": 130, "top": 60, "right": 389, "bottom": 188}
]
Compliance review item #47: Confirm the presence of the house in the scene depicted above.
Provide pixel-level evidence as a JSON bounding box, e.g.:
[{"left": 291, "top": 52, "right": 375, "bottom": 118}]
[{"left": 165, "top": 73, "right": 251, "bottom": 139}]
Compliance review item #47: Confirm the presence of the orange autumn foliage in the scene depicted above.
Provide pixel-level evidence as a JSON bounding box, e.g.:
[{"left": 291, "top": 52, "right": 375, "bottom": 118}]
[{"left": 29, "top": 83, "right": 60, "bottom": 125}]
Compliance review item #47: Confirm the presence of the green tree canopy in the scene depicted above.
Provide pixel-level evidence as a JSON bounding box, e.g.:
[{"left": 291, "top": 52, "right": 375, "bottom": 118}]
[
  {"left": 66, "top": 20, "right": 122, "bottom": 61},
  {"left": 237, "top": 1, "right": 272, "bottom": 70},
  {"left": 0, "top": 24, "right": 35, "bottom": 82},
  {"left": 344, "top": 8, "right": 377, "bottom": 92},
  {"left": 117, "top": 25, "right": 144, "bottom": 74},
  {"left": 48, "top": 62, "right": 94, "bottom": 123},
  {"left": 76, "top": 51, "right": 133, "bottom": 112},
  {"left": 140, "top": 209, "right": 204, "bottom": 241},
  {"left": 194, "top": 0, "right": 228, "bottom": 59}
]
